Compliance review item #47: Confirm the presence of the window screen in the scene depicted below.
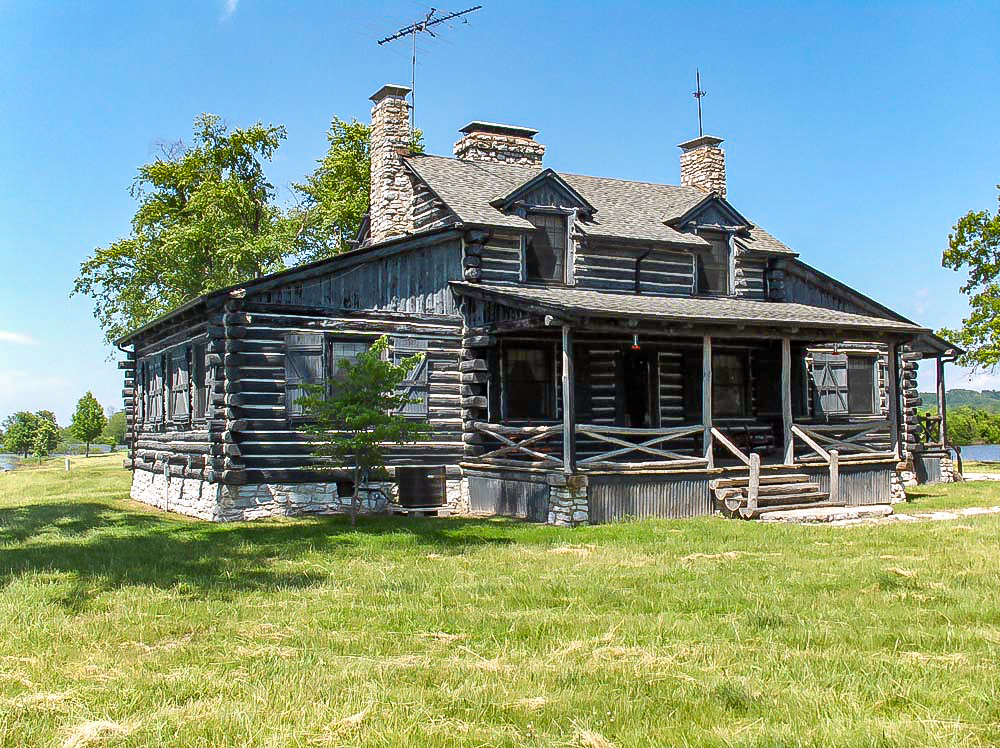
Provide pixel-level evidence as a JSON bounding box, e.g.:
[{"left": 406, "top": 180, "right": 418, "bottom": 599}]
[
  {"left": 847, "top": 355, "right": 876, "bottom": 415},
  {"left": 524, "top": 213, "right": 566, "bottom": 282},
  {"left": 285, "top": 333, "right": 325, "bottom": 417},
  {"left": 713, "top": 352, "right": 748, "bottom": 418},
  {"left": 503, "top": 346, "right": 555, "bottom": 419},
  {"left": 169, "top": 348, "right": 190, "bottom": 421},
  {"left": 330, "top": 340, "right": 369, "bottom": 381},
  {"left": 392, "top": 338, "right": 429, "bottom": 418},
  {"left": 697, "top": 232, "right": 730, "bottom": 295}
]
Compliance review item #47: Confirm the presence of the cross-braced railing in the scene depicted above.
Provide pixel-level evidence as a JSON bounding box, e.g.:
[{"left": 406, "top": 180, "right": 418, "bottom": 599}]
[
  {"left": 575, "top": 424, "right": 707, "bottom": 469},
  {"left": 792, "top": 420, "right": 895, "bottom": 462},
  {"left": 472, "top": 422, "right": 564, "bottom": 468}
]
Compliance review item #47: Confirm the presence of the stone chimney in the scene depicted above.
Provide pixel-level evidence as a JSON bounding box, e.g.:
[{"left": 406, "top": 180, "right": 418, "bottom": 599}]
[
  {"left": 454, "top": 121, "right": 544, "bottom": 165},
  {"left": 369, "top": 83, "right": 414, "bottom": 242},
  {"left": 678, "top": 135, "right": 726, "bottom": 198}
]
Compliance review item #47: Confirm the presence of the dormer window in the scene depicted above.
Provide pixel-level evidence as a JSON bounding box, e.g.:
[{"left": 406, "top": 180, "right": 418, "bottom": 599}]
[
  {"left": 523, "top": 212, "right": 568, "bottom": 283},
  {"left": 697, "top": 230, "right": 731, "bottom": 295}
]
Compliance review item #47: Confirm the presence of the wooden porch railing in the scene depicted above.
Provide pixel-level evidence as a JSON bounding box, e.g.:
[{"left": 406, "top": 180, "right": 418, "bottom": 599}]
[
  {"left": 472, "top": 422, "right": 563, "bottom": 469},
  {"left": 576, "top": 424, "right": 707, "bottom": 469},
  {"left": 791, "top": 420, "right": 896, "bottom": 462}
]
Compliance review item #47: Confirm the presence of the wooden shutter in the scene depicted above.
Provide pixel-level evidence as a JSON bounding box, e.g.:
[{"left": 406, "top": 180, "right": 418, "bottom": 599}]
[
  {"left": 392, "top": 338, "right": 429, "bottom": 418},
  {"left": 170, "top": 348, "right": 190, "bottom": 421},
  {"left": 285, "top": 333, "right": 325, "bottom": 417},
  {"left": 193, "top": 343, "right": 208, "bottom": 420},
  {"left": 812, "top": 352, "right": 848, "bottom": 416}
]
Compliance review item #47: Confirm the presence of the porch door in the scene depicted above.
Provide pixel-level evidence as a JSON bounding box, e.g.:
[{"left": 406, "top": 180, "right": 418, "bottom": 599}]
[{"left": 621, "top": 348, "right": 659, "bottom": 428}]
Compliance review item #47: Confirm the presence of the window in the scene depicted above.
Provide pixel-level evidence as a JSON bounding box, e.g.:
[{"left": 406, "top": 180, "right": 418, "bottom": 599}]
[
  {"left": 168, "top": 347, "right": 190, "bottom": 422},
  {"left": 330, "top": 340, "right": 369, "bottom": 381},
  {"left": 392, "top": 338, "right": 429, "bottom": 419},
  {"left": 847, "top": 355, "right": 876, "bottom": 414},
  {"left": 713, "top": 352, "right": 749, "bottom": 418},
  {"left": 192, "top": 343, "right": 209, "bottom": 420},
  {"left": 523, "top": 212, "right": 567, "bottom": 283},
  {"left": 285, "top": 333, "right": 325, "bottom": 418},
  {"left": 697, "top": 231, "right": 730, "bottom": 295},
  {"left": 502, "top": 345, "right": 555, "bottom": 420},
  {"left": 812, "top": 352, "right": 878, "bottom": 416}
]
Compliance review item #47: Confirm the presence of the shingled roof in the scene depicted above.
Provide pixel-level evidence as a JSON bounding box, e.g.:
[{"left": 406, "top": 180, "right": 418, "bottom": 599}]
[
  {"left": 404, "top": 154, "right": 796, "bottom": 253},
  {"left": 451, "top": 282, "right": 927, "bottom": 335}
]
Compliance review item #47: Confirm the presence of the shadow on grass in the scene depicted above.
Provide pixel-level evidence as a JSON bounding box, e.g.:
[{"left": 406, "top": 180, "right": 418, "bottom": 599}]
[{"left": 0, "top": 501, "right": 518, "bottom": 601}]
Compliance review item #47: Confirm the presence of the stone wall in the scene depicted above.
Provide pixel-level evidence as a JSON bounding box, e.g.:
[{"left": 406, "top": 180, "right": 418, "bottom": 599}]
[
  {"left": 939, "top": 455, "right": 959, "bottom": 483},
  {"left": 678, "top": 135, "right": 726, "bottom": 197},
  {"left": 129, "top": 468, "right": 471, "bottom": 522},
  {"left": 369, "top": 84, "right": 414, "bottom": 243}
]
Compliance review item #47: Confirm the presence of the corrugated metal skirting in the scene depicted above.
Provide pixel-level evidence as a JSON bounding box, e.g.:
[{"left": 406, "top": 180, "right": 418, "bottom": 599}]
[
  {"left": 467, "top": 477, "right": 549, "bottom": 522},
  {"left": 588, "top": 474, "right": 714, "bottom": 522},
  {"left": 806, "top": 463, "right": 893, "bottom": 505}
]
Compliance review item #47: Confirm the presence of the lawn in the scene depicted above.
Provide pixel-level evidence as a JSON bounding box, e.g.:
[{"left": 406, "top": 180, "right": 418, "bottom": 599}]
[{"left": 0, "top": 457, "right": 999, "bottom": 747}]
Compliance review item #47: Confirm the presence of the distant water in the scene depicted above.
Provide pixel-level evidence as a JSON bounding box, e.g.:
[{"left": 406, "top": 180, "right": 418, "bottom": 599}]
[
  {"left": 0, "top": 454, "right": 17, "bottom": 471},
  {"left": 957, "top": 444, "right": 1000, "bottom": 462}
]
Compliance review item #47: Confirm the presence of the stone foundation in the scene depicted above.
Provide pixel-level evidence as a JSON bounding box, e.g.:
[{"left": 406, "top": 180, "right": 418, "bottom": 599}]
[
  {"left": 547, "top": 475, "right": 589, "bottom": 527},
  {"left": 939, "top": 455, "right": 960, "bottom": 483},
  {"left": 129, "top": 469, "right": 471, "bottom": 522}
]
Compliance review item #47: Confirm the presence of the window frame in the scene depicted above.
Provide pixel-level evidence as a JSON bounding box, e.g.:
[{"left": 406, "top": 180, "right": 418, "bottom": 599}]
[
  {"left": 811, "top": 351, "right": 880, "bottom": 418},
  {"left": 696, "top": 229, "right": 733, "bottom": 296},
  {"left": 168, "top": 346, "right": 191, "bottom": 424},
  {"left": 846, "top": 354, "right": 878, "bottom": 416},
  {"left": 285, "top": 333, "right": 327, "bottom": 420},
  {"left": 192, "top": 342, "right": 209, "bottom": 422},
  {"left": 500, "top": 342, "right": 557, "bottom": 421},
  {"left": 521, "top": 209, "right": 570, "bottom": 285}
]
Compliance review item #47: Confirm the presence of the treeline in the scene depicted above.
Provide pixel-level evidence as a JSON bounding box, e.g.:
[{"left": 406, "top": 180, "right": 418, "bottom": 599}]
[
  {"left": 1, "top": 392, "right": 126, "bottom": 458},
  {"left": 919, "top": 389, "right": 1000, "bottom": 413}
]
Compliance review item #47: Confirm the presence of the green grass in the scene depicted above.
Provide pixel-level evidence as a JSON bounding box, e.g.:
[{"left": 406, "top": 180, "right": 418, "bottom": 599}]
[
  {"left": 963, "top": 460, "right": 1000, "bottom": 474},
  {"left": 1, "top": 457, "right": 999, "bottom": 747}
]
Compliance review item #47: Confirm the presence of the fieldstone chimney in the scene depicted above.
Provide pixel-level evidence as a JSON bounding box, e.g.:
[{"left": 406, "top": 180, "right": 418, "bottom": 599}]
[
  {"left": 369, "top": 83, "right": 414, "bottom": 242},
  {"left": 678, "top": 135, "right": 726, "bottom": 198},
  {"left": 454, "top": 121, "right": 544, "bottom": 165}
]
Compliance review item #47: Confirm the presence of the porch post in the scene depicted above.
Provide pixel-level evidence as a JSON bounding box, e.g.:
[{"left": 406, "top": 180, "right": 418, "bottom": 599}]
[
  {"left": 888, "top": 341, "right": 900, "bottom": 458},
  {"left": 936, "top": 356, "right": 947, "bottom": 446},
  {"left": 782, "top": 337, "right": 795, "bottom": 466},
  {"left": 561, "top": 324, "right": 576, "bottom": 473},
  {"left": 702, "top": 335, "right": 713, "bottom": 469}
]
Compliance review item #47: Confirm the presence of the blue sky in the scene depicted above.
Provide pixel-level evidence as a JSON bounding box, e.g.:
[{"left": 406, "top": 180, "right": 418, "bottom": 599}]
[{"left": 1, "top": 0, "right": 998, "bottom": 423}]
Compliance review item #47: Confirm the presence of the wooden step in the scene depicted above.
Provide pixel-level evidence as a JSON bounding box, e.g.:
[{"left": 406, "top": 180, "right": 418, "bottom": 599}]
[
  {"left": 715, "top": 482, "right": 822, "bottom": 500},
  {"left": 741, "top": 499, "right": 845, "bottom": 518},
  {"left": 713, "top": 473, "right": 812, "bottom": 489},
  {"left": 756, "top": 491, "right": 830, "bottom": 506}
]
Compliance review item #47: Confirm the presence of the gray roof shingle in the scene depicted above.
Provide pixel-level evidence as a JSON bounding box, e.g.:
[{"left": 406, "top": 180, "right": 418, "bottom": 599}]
[
  {"left": 405, "top": 154, "right": 797, "bottom": 253},
  {"left": 451, "top": 282, "right": 926, "bottom": 334}
]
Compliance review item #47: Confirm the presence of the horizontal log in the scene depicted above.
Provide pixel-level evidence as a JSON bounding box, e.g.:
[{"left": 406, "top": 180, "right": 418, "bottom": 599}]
[
  {"left": 118, "top": 360, "right": 136, "bottom": 370},
  {"left": 459, "top": 359, "right": 488, "bottom": 372},
  {"left": 460, "top": 371, "right": 489, "bottom": 384},
  {"left": 462, "top": 396, "right": 488, "bottom": 408}
]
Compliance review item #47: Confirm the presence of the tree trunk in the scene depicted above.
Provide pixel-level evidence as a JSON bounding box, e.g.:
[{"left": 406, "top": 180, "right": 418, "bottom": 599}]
[
  {"left": 85, "top": 441, "right": 91, "bottom": 458},
  {"left": 351, "top": 464, "right": 360, "bottom": 527}
]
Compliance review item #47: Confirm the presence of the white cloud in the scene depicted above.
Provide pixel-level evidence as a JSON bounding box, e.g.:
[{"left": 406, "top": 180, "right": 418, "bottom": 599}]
[
  {"left": 221, "top": 0, "right": 239, "bottom": 20},
  {"left": 0, "top": 369, "right": 73, "bottom": 423},
  {"left": 0, "top": 331, "right": 36, "bottom": 345}
]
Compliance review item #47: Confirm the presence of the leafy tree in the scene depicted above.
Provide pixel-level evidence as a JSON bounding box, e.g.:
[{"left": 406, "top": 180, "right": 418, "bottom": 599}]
[
  {"left": 32, "top": 416, "right": 60, "bottom": 459},
  {"left": 73, "top": 114, "right": 295, "bottom": 345},
  {"left": 292, "top": 118, "right": 423, "bottom": 260},
  {"left": 70, "top": 392, "right": 107, "bottom": 457},
  {"left": 100, "top": 411, "right": 127, "bottom": 447},
  {"left": 940, "top": 186, "right": 1000, "bottom": 369},
  {"left": 297, "top": 335, "right": 428, "bottom": 525},
  {"left": 3, "top": 412, "right": 38, "bottom": 458}
]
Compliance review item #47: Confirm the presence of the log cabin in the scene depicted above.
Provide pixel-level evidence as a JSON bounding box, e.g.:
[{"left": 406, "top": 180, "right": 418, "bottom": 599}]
[{"left": 116, "top": 82, "right": 961, "bottom": 523}]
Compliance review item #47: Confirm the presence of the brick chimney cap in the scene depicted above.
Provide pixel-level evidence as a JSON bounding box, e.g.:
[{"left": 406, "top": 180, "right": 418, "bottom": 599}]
[
  {"left": 370, "top": 83, "right": 412, "bottom": 103},
  {"left": 460, "top": 121, "right": 539, "bottom": 139},
  {"left": 678, "top": 134, "right": 724, "bottom": 151}
]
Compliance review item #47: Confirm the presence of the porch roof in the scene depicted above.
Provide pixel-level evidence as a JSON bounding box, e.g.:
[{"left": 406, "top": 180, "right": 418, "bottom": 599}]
[{"left": 451, "top": 283, "right": 928, "bottom": 336}]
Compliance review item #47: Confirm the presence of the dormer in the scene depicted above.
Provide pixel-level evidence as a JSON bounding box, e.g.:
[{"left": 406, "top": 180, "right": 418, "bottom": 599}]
[
  {"left": 668, "top": 195, "right": 753, "bottom": 296},
  {"left": 492, "top": 169, "right": 596, "bottom": 285}
]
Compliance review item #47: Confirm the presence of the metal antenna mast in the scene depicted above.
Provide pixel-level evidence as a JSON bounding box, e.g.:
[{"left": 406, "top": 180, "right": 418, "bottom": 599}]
[
  {"left": 693, "top": 68, "right": 707, "bottom": 137},
  {"left": 377, "top": 5, "right": 483, "bottom": 135}
]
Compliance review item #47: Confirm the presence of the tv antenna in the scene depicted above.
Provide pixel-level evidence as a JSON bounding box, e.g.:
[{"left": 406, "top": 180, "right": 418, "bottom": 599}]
[
  {"left": 377, "top": 5, "right": 482, "bottom": 135},
  {"left": 693, "top": 68, "right": 707, "bottom": 137}
]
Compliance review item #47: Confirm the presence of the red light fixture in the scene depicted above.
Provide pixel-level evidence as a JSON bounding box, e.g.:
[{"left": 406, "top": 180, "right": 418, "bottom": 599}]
[{"left": 631, "top": 333, "right": 640, "bottom": 350}]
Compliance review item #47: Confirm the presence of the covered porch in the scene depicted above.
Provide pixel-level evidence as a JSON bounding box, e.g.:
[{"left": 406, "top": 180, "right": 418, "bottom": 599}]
[{"left": 454, "top": 283, "right": 926, "bottom": 522}]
